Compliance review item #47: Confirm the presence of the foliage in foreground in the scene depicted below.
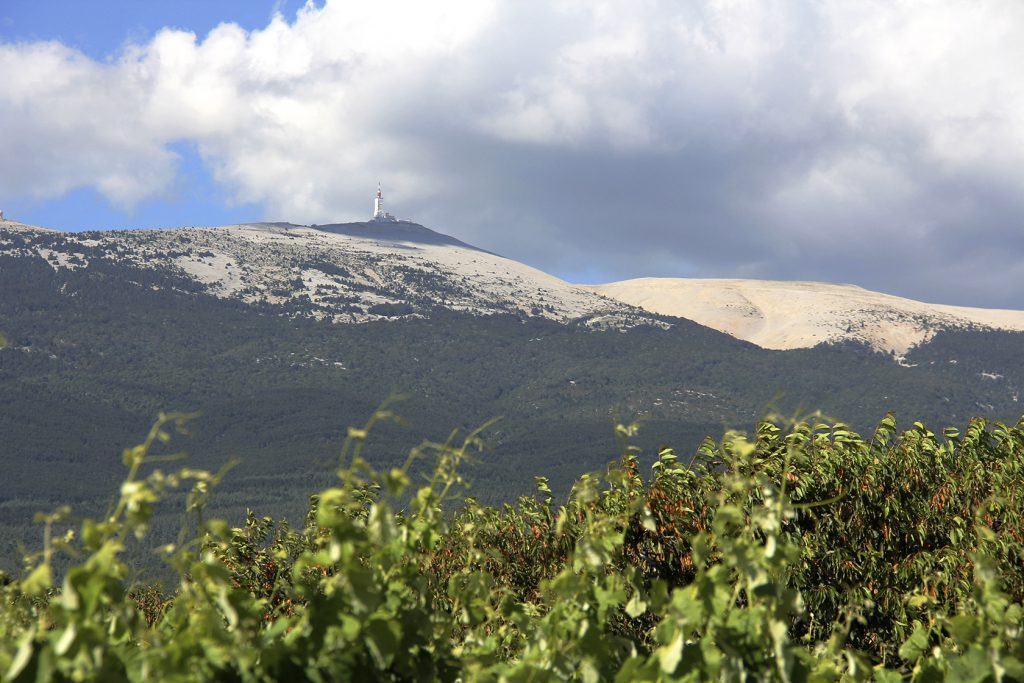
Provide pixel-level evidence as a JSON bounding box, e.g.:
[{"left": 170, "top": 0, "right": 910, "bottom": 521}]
[{"left": 1, "top": 411, "right": 1023, "bottom": 681}]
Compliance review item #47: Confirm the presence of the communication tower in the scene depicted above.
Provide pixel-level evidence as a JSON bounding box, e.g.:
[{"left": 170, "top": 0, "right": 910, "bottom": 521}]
[{"left": 371, "top": 183, "right": 398, "bottom": 222}]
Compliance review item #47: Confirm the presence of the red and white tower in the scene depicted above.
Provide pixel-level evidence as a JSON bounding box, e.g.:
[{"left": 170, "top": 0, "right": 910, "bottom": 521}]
[
  {"left": 371, "top": 183, "right": 397, "bottom": 222},
  {"left": 373, "top": 183, "right": 385, "bottom": 219}
]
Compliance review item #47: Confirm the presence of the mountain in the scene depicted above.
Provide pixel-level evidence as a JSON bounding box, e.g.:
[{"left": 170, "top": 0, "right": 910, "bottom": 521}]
[
  {"left": 587, "top": 278, "right": 1024, "bottom": 356},
  {"left": 0, "top": 219, "right": 651, "bottom": 328},
  {"left": 2, "top": 216, "right": 1024, "bottom": 571},
  {"left": 8, "top": 217, "right": 1023, "bottom": 356}
]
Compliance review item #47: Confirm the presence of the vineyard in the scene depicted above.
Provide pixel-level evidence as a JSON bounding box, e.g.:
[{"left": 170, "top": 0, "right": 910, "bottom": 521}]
[{"left": 1, "top": 409, "right": 1022, "bottom": 681}]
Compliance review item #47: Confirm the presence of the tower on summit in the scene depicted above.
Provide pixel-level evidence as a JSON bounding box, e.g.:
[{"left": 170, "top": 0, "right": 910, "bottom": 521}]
[{"left": 371, "top": 183, "right": 398, "bottom": 222}]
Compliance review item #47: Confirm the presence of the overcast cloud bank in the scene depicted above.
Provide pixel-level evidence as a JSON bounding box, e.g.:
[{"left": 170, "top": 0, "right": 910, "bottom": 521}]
[{"left": 1, "top": 0, "right": 1023, "bottom": 307}]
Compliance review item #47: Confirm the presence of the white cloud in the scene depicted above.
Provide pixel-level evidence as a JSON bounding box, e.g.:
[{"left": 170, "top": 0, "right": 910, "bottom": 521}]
[{"left": 1, "top": 0, "right": 1024, "bottom": 305}]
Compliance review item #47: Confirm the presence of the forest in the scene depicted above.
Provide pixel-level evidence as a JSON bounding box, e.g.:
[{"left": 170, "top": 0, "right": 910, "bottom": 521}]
[{"left": 3, "top": 251, "right": 1024, "bottom": 573}]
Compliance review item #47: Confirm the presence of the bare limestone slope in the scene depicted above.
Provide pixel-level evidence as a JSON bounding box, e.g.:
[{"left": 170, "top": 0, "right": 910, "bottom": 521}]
[
  {"left": 0, "top": 219, "right": 648, "bottom": 328},
  {"left": 586, "top": 278, "right": 1024, "bottom": 355},
  {"left": 7, "top": 216, "right": 1024, "bottom": 355}
]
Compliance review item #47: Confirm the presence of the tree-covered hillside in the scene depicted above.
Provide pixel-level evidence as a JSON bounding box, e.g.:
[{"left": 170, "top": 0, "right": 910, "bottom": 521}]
[{"left": 3, "top": 249, "right": 1024, "bottom": 571}]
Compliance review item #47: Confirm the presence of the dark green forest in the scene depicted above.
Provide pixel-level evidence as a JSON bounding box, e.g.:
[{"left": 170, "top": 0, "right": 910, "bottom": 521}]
[{"left": 2, "top": 251, "right": 1024, "bottom": 573}]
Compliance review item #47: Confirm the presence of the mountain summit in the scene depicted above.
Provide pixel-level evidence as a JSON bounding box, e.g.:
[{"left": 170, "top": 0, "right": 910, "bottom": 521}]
[
  {"left": 311, "top": 220, "right": 488, "bottom": 252},
  {"left": 4, "top": 216, "right": 1024, "bottom": 356},
  {"left": 0, "top": 220, "right": 650, "bottom": 328},
  {"left": 587, "top": 278, "right": 1024, "bottom": 355}
]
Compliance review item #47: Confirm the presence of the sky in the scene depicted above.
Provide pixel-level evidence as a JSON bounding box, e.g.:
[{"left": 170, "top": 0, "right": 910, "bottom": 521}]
[{"left": 1, "top": 0, "right": 1023, "bottom": 308}]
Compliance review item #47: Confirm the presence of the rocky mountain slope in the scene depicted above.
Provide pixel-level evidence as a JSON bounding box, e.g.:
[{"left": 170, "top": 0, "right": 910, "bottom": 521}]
[
  {"left": 587, "top": 278, "right": 1024, "bottom": 355},
  {"left": 6, "top": 217, "right": 1023, "bottom": 357},
  {"left": 0, "top": 219, "right": 652, "bottom": 329}
]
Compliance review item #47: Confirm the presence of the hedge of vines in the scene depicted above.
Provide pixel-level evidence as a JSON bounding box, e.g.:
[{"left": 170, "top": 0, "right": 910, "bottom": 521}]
[{"left": 1, "top": 410, "right": 1022, "bottom": 681}]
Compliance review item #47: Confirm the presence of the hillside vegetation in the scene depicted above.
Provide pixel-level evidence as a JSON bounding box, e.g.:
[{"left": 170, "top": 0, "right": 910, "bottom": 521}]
[
  {"left": 4, "top": 246, "right": 1024, "bottom": 572},
  {"left": 1, "top": 411, "right": 1022, "bottom": 681}
]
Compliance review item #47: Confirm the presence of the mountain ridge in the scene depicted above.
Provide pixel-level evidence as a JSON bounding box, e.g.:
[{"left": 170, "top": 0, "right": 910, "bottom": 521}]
[
  {"left": 4, "top": 216, "right": 1024, "bottom": 356},
  {"left": 0, "top": 218, "right": 653, "bottom": 329},
  {"left": 587, "top": 277, "right": 1024, "bottom": 355}
]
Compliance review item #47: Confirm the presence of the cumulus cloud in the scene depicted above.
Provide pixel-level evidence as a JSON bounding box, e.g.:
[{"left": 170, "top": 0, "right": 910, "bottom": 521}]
[{"left": 1, "top": 0, "right": 1023, "bottom": 307}]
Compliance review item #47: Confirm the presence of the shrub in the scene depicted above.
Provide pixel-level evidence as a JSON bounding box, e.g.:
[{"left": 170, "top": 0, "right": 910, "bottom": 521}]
[
  {"left": 1, "top": 411, "right": 1023, "bottom": 681},
  {"left": 368, "top": 302, "right": 415, "bottom": 317}
]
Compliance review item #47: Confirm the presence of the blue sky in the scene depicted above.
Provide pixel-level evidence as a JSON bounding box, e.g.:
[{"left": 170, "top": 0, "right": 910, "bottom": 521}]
[
  {"left": 0, "top": 1, "right": 312, "bottom": 59},
  {"left": 0, "top": 0, "right": 313, "bottom": 230},
  {"left": 2, "top": 1, "right": 1024, "bottom": 307}
]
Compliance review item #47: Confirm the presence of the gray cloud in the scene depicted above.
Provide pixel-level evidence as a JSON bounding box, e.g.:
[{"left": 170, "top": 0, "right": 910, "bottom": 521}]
[{"left": 1, "top": 0, "right": 1023, "bottom": 307}]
